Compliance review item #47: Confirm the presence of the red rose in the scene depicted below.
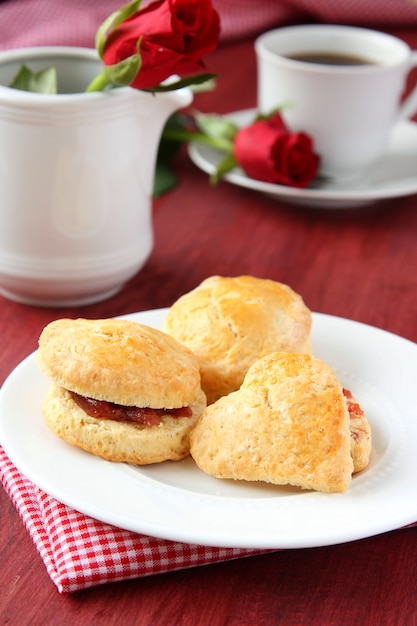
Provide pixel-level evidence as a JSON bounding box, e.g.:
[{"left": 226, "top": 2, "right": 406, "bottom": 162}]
[
  {"left": 102, "top": 0, "right": 220, "bottom": 90},
  {"left": 233, "top": 113, "right": 320, "bottom": 188}
]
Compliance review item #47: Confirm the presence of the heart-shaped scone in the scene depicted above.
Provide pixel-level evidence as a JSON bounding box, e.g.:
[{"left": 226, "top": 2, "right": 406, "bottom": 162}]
[{"left": 190, "top": 352, "right": 354, "bottom": 493}]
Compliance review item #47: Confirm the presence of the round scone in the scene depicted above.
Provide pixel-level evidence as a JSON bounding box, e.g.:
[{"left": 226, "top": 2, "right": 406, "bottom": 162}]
[
  {"left": 37, "top": 318, "right": 206, "bottom": 464},
  {"left": 190, "top": 352, "right": 356, "bottom": 493},
  {"left": 161, "top": 275, "right": 312, "bottom": 404}
]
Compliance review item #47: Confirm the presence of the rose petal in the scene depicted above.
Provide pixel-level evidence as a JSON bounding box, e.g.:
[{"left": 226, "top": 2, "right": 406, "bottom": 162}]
[
  {"left": 234, "top": 119, "right": 320, "bottom": 188},
  {"left": 102, "top": 0, "right": 220, "bottom": 89}
]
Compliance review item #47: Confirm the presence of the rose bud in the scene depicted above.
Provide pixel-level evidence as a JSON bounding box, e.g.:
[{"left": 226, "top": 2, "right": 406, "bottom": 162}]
[
  {"left": 100, "top": 0, "right": 220, "bottom": 90},
  {"left": 233, "top": 113, "right": 320, "bottom": 188}
]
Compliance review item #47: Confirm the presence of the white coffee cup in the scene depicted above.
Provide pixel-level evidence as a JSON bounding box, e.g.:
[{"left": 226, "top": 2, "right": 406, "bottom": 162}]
[{"left": 255, "top": 25, "right": 417, "bottom": 184}]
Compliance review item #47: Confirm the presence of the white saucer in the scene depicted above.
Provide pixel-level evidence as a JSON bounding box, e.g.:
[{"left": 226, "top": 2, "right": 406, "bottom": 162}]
[{"left": 188, "top": 109, "right": 417, "bottom": 209}]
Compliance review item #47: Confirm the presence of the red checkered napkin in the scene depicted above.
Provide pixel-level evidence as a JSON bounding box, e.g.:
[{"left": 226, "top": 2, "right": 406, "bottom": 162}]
[{"left": 0, "top": 446, "right": 267, "bottom": 593}]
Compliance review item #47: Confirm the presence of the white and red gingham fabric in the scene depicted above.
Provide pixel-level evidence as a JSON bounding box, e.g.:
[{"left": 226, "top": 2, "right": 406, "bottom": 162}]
[
  {"left": 2, "top": 444, "right": 416, "bottom": 594},
  {"left": 0, "top": 0, "right": 416, "bottom": 51},
  {"left": 0, "top": 445, "right": 268, "bottom": 593}
]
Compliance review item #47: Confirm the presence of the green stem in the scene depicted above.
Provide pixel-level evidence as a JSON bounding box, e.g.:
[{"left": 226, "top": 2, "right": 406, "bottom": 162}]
[
  {"left": 85, "top": 70, "right": 111, "bottom": 93},
  {"left": 162, "top": 129, "right": 233, "bottom": 152}
]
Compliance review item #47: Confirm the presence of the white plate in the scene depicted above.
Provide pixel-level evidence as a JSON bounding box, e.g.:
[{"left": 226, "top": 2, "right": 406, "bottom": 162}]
[
  {"left": 188, "top": 109, "right": 417, "bottom": 209},
  {"left": 1, "top": 309, "right": 417, "bottom": 549}
]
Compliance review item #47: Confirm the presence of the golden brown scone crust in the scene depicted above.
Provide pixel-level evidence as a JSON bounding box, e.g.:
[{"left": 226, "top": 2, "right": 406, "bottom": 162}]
[
  {"left": 190, "top": 352, "right": 354, "bottom": 493},
  {"left": 346, "top": 393, "right": 372, "bottom": 473},
  {"left": 43, "top": 385, "right": 207, "bottom": 464},
  {"left": 37, "top": 318, "right": 201, "bottom": 408},
  {"left": 161, "top": 275, "right": 312, "bottom": 404}
]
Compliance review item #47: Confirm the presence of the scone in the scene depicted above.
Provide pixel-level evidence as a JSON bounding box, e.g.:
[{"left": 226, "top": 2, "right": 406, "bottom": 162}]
[
  {"left": 190, "top": 352, "right": 357, "bottom": 493},
  {"left": 343, "top": 388, "right": 372, "bottom": 473},
  {"left": 161, "top": 275, "right": 312, "bottom": 404},
  {"left": 37, "top": 318, "right": 206, "bottom": 464}
]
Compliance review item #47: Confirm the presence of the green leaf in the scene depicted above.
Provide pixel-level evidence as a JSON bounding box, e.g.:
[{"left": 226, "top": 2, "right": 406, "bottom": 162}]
[
  {"left": 10, "top": 65, "right": 57, "bottom": 94},
  {"left": 160, "top": 111, "right": 234, "bottom": 152},
  {"left": 103, "top": 50, "right": 142, "bottom": 86},
  {"left": 153, "top": 161, "right": 179, "bottom": 197},
  {"left": 195, "top": 112, "right": 238, "bottom": 142},
  {"left": 153, "top": 114, "right": 183, "bottom": 197},
  {"left": 86, "top": 40, "right": 142, "bottom": 91},
  {"left": 254, "top": 104, "right": 292, "bottom": 121},
  {"left": 146, "top": 73, "right": 217, "bottom": 93},
  {"left": 162, "top": 128, "right": 233, "bottom": 152},
  {"left": 96, "top": 0, "right": 142, "bottom": 58},
  {"left": 210, "top": 152, "right": 238, "bottom": 184},
  {"left": 189, "top": 77, "right": 217, "bottom": 94},
  {"left": 158, "top": 113, "right": 187, "bottom": 158}
]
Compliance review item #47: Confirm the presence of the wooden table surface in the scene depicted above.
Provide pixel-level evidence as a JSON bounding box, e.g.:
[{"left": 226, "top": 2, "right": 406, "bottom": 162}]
[{"left": 1, "top": 28, "right": 417, "bottom": 626}]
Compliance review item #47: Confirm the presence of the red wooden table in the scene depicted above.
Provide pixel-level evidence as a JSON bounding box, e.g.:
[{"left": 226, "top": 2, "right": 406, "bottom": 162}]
[{"left": 1, "top": 30, "right": 417, "bottom": 625}]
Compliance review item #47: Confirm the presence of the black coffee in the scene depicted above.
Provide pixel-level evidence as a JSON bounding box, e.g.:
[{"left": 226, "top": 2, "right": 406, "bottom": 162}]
[{"left": 286, "top": 51, "right": 375, "bottom": 66}]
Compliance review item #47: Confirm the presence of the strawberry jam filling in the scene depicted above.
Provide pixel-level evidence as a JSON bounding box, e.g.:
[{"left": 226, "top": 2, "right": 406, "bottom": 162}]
[
  {"left": 70, "top": 391, "right": 192, "bottom": 427},
  {"left": 343, "top": 388, "right": 364, "bottom": 419}
]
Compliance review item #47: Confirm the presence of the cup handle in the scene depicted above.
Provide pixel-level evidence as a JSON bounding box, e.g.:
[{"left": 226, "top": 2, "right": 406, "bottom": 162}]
[{"left": 398, "top": 51, "right": 417, "bottom": 120}]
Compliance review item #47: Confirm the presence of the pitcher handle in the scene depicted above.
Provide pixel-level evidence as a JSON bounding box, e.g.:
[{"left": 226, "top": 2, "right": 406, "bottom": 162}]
[{"left": 398, "top": 51, "right": 417, "bottom": 120}]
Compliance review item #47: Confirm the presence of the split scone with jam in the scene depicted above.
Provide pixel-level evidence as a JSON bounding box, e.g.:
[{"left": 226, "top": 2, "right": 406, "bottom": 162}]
[
  {"left": 37, "top": 318, "right": 206, "bottom": 465},
  {"left": 190, "top": 352, "right": 371, "bottom": 493}
]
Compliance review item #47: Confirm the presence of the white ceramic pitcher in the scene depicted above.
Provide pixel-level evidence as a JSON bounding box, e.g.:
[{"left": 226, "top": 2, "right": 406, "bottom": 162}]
[{"left": 0, "top": 46, "right": 192, "bottom": 307}]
